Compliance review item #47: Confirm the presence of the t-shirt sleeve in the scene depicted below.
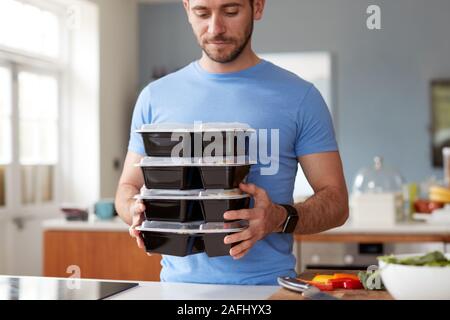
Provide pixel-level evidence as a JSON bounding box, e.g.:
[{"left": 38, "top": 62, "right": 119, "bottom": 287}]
[
  {"left": 295, "top": 85, "right": 338, "bottom": 157},
  {"left": 128, "top": 86, "right": 151, "bottom": 156}
]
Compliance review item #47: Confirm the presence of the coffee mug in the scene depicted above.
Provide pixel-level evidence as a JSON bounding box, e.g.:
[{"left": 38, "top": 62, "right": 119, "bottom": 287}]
[{"left": 94, "top": 199, "right": 116, "bottom": 220}]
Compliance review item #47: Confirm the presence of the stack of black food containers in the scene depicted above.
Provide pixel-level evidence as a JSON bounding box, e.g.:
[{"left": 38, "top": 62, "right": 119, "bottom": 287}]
[{"left": 134, "top": 123, "right": 256, "bottom": 257}]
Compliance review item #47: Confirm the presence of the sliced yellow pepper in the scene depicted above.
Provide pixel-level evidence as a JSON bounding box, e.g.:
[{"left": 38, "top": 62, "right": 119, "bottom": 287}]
[{"left": 311, "top": 275, "right": 334, "bottom": 284}]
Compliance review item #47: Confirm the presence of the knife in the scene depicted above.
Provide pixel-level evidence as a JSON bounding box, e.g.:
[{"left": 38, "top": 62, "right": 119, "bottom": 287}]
[{"left": 277, "top": 276, "right": 339, "bottom": 300}]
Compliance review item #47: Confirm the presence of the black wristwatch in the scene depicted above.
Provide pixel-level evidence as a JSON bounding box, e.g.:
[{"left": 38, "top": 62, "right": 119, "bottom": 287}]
[{"left": 278, "top": 204, "right": 299, "bottom": 233}]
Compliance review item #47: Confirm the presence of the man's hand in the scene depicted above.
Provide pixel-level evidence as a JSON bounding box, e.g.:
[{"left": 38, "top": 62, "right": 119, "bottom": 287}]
[
  {"left": 223, "top": 183, "right": 287, "bottom": 260},
  {"left": 128, "top": 199, "right": 147, "bottom": 252}
]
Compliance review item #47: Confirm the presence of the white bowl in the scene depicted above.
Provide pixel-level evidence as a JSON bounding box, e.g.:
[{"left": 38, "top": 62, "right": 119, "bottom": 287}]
[{"left": 379, "top": 253, "right": 450, "bottom": 300}]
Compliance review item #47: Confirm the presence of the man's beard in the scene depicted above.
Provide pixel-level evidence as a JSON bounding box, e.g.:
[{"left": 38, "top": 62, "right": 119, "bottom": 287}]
[{"left": 200, "top": 20, "right": 254, "bottom": 64}]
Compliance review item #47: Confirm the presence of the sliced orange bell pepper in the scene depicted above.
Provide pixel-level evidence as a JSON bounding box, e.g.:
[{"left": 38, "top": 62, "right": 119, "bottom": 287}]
[
  {"left": 307, "top": 273, "right": 363, "bottom": 291},
  {"left": 333, "top": 273, "right": 360, "bottom": 281}
]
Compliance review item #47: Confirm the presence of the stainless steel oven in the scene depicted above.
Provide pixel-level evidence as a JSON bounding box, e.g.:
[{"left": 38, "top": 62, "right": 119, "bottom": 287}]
[{"left": 295, "top": 242, "right": 446, "bottom": 273}]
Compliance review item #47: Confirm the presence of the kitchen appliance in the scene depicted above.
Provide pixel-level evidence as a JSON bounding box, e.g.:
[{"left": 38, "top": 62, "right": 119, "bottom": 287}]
[
  {"left": 350, "top": 156, "right": 405, "bottom": 227},
  {"left": 298, "top": 242, "right": 446, "bottom": 272},
  {"left": 0, "top": 276, "right": 138, "bottom": 300}
]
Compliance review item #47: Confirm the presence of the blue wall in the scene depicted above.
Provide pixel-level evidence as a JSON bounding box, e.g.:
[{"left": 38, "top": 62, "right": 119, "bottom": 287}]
[{"left": 138, "top": 0, "right": 450, "bottom": 189}]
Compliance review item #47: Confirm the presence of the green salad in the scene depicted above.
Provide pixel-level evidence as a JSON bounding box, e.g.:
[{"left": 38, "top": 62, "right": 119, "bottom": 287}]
[{"left": 378, "top": 251, "right": 450, "bottom": 267}]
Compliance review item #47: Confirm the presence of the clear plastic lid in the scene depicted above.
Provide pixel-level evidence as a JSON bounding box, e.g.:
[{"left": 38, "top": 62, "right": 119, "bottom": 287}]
[
  {"left": 136, "top": 220, "right": 248, "bottom": 234},
  {"left": 352, "top": 156, "right": 404, "bottom": 195},
  {"left": 136, "top": 122, "right": 255, "bottom": 133},
  {"left": 136, "top": 156, "right": 256, "bottom": 167},
  {"left": 135, "top": 187, "right": 250, "bottom": 200},
  {"left": 200, "top": 122, "right": 255, "bottom": 132}
]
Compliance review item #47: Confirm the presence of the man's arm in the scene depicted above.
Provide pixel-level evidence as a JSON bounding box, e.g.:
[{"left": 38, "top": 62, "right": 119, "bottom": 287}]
[
  {"left": 115, "top": 151, "right": 146, "bottom": 249},
  {"left": 292, "top": 151, "right": 349, "bottom": 234},
  {"left": 224, "top": 151, "right": 349, "bottom": 259}
]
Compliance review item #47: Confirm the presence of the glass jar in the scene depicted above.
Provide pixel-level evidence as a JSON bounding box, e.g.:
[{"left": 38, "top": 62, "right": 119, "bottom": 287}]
[
  {"left": 352, "top": 156, "right": 404, "bottom": 195},
  {"left": 351, "top": 156, "right": 405, "bottom": 224}
]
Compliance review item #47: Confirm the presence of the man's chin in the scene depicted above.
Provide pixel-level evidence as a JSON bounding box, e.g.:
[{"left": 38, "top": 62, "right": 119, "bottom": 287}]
[{"left": 203, "top": 49, "right": 238, "bottom": 64}]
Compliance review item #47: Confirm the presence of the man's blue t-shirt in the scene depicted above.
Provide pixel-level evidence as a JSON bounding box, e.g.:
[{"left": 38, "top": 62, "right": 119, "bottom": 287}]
[{"left": 128, "top": 60, "right": 338, "bottom": 285}]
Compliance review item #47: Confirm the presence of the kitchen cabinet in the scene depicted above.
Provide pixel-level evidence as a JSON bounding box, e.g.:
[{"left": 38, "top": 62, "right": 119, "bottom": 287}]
[{"left": 43, "top": 227, "right": 162, "bottom": 282}]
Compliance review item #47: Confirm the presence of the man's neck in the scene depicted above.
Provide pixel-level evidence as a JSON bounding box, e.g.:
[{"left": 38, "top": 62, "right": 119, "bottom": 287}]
[{"left": 198, "top": 46, "right": 261, "bottom": 74}]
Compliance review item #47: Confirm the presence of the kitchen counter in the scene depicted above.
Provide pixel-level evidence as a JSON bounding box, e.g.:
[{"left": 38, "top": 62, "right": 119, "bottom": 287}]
[
  {"left": 42, "top": 217, "right": 450, "bottom": 234},
  {"left": 108, "top": 281, "right": 279, "bottom": 300},
  {"left": 0, "top": 270, "right": 392, "bottom": 300},
  {"left": 43, "top": 217, "right": 450, "bottom": 245},
  {"left": 42, "top": 216, "right": 129, "bottom": 232},
  {"left": 297, "top": 221, "right": 450, "bottom": 244}
]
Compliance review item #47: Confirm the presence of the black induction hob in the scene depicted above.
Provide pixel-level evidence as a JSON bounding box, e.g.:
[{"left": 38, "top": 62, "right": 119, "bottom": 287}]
[{"left": 0, "top": 275, "right": 139, "bottom": 300}]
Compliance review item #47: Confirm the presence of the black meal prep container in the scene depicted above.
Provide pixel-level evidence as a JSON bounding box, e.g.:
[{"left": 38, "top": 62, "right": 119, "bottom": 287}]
[
  {"left": 136, "top": 122, "right": 255, "bottom": 158},
  {"left": 137, "top": 123, "right": 193, "bottom": 158},
  {"left": 135, "top": 189, "right": 251, "bottom": 223},
  {"left": 198, "top": 189, "right": 251, "bottom": 222},
  {"left": 136, "top": 157, "right": 255, "bottom": 190},
  {"left": 137, "top": 220, "right": 248, "bottom": 257}
]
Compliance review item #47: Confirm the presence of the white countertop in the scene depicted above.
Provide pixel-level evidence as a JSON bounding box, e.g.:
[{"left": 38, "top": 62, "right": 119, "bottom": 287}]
[
  {"left": 42, "top": 217, "right": 450, "bottom": 234},
  {"left": 325, "top": 221, "right": 450, "bottom": 234},
  {"left": 107, "top": 281, "right": 279, "bottom": 300},
  {"left": 0, "top": 275, "right": 279, "bottom": 300}
]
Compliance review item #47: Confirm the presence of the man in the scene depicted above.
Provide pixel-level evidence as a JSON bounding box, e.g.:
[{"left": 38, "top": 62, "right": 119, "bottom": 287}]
[{"left": 115, "top": 0, "right": 349, "bottom": 285}]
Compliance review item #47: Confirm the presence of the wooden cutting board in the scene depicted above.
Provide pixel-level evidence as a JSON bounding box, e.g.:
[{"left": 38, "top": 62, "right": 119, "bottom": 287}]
[
  {"left": 268, "top": 269, "right": 393, "bottom": 300},
  {"left": 269, "top": 287, "right": 392, "bottom": 300}
]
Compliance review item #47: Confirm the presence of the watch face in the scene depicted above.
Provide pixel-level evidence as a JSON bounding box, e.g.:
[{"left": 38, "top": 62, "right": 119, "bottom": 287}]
[{"left": 284, "top": 215, "right": 299, "bottom": 233}]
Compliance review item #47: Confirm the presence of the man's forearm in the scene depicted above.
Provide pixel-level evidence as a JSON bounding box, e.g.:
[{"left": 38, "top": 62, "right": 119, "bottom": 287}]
[
  {"left": 293, "top": 186, "right": 349, "bottom": 235},
  {"left": 115, "top": 183, "right": 140, "bottom": 226}
]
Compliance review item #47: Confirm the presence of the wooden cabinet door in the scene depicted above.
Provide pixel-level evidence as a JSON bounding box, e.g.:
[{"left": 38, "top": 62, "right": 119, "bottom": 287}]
[{"left": 44, "top": 231, "right": 162, "bottom": 282}]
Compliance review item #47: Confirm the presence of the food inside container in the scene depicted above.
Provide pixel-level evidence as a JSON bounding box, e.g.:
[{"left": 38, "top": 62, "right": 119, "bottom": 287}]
[
  {"left": 136, "top": 157, "right": 255, "bottom": 190},
  {"left": 137, "top": 220, "right": 248, "bottom": 257},
  {"left": 135, "top": 188, "right": 251, "bottom": 222},
  {"left": 136, "top": 122, "right": 255, "bottom": 158}
]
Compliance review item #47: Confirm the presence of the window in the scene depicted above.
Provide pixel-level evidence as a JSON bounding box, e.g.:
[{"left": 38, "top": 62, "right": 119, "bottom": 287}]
[
  {"left": 19, "top": 71, "right": 59, "bottom": 204},
  {"left": 0, "top": 0, "right": 61, "bottom": 58},
  {"left": 0, "top": 67, "right": 12, "bottom": 206},
  {"left": 0, "top": 0, "right": 65, "bottom": 210}
]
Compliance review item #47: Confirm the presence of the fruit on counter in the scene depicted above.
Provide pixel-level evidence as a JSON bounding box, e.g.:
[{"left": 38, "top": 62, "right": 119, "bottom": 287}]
[
  {"left": 429, "top": 185, "right": 450, "bottom": 203},
  {"left": 378, "top": 251, "right": 450, "bottom": 267},
  {"left": 430, "top": 185, "right": 450, "bottom": 196},
  {"left": 413, "top": 199, "right": 444, "bottom": 213}
]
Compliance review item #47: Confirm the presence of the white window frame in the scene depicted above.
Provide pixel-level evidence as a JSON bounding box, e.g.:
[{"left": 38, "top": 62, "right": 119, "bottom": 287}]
[{"left": 0, "top": 0, "right": 69, "bottom": 218}]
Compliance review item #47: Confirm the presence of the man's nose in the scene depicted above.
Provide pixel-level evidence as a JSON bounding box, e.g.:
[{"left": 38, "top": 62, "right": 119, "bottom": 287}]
[{"left": 208, "top": 14, "right": 226, "bottom": 35}]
